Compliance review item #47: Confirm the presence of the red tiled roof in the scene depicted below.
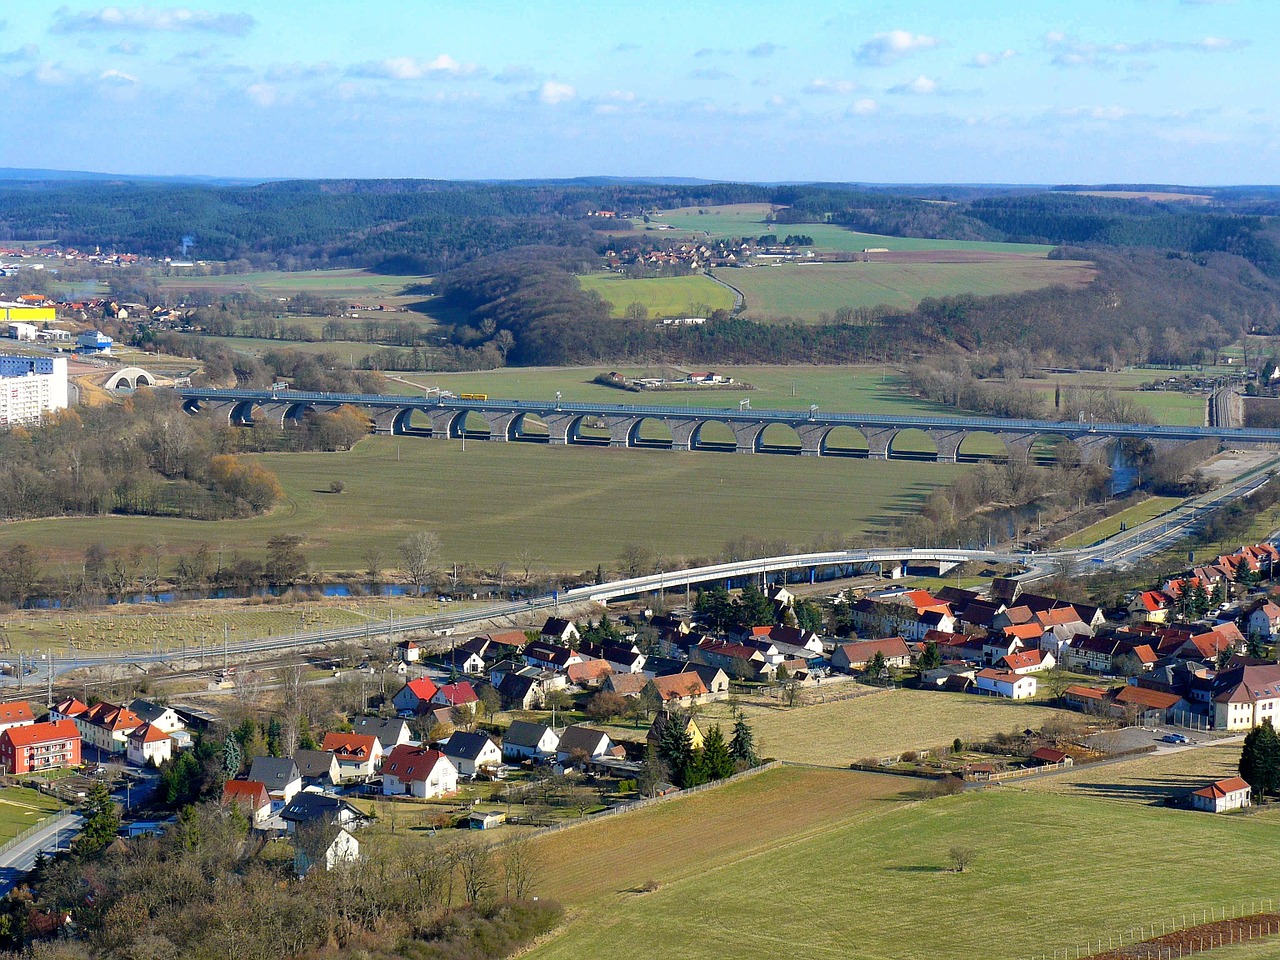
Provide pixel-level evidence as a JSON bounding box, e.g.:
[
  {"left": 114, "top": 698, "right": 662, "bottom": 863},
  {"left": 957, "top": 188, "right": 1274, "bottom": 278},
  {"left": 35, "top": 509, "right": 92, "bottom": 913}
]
[
  {"left": 322, "top": 732, "right": 379, "bottom": 760},
  {"left": 382, "top": 745, "right": 449, "bottom": 784},
  {"left": 53, "top": 698, "right": 89, "bottom": 718},
  {"left": 0, "top": 701, "right": 35, "bottom": 725},
  {"left": 649, "top": 673, "right": 708, "bottom": 701},
  {"left": 435, "top": 682, "right": 478, "bottom": 706},
  {"left": 1192, "top": 776, "right": 1251, "bottom": 800},
  {"left": 1, "top": 719, "right": 78, "bottom": 748},
  {"left": 222, "top": 780, "right": 269, "bottom": 807},
  {"left": 1000, "top": 650, "right": 1046, "bottom": 671},
  {"left": 404, "top": 677, "right": 439, "bottom": 701},
  {"left": 128, "top": 722, "right": 170, "bottom": 744},
  {"left": 1114, "top": 686, "right": 1182, "bottom": 710},
  {"left": 1064, "top": 685, "right": 1108, "bottom": 701}
]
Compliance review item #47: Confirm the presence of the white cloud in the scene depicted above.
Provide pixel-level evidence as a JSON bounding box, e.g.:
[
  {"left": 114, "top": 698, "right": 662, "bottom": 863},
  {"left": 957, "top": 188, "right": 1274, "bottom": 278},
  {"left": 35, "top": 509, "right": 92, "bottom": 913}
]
[
  {"left": 969, "top": 49, "right": 1016, "bottom": 68},
  {"left": 748, "top": 42, "right": 782, "bottom": 58},
  {"left": 691, "top": 67, "right": 732, "bottom": 80},
  {"left": 493, "top": 64, "right": 539, "bottom": 84},
  {"left": 850, "top": 98, "right": 878, "bottom": 115},
  {"left": 1045, "top": 31, "right": 1248, "bottom": 68},
  {"left": 349, "top": 54, "right": 479, "bottom": 80},
  {"left": 108, "top": 39, "right": 143, "bottom": 55},
  {"left": 98, "top": 67, "right": 138, "bottom": 83},
  {"left": 0, "top": 43, "right": 39, "bottom": 63},
  {"left": 805, "top": 78, "right": 859, "bottom": 95},
  {"left": 1061, "top": 105, "right": 1130, "bottom": 121},
  {"left": 855, "top": 30, "right": 941, "bottom": 66},
  {"left": 538, "top": 80, "right": 575, "bottom": 105},
  {"left": 888, "top": 74, "right": 939, "bottom": 95},
  {"left": 51, "top": 6, "right": 255, "bottom": 36},
  {"left": 245, "top": 82, "right": 276, "bottom": 106},
  {"left": 33, "top": 61, "right": 69, "bottom": 84}
]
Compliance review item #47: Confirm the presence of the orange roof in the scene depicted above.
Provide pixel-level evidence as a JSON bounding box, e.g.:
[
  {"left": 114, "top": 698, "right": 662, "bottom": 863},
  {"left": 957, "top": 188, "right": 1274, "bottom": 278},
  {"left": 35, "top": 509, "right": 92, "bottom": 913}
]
[
  {"left": 1038, "top": 607, "right": 1082, "bottom": 627},
  {"left": 568, "top": 658, "right": 613, "bottom": 681},
  {"left": 222, "top": 780, "right": 269, "bottom": 807},
  {"left": 0, "top": 701, "right": 35, "bottom": 725},
  {"left": 1000, "top": 650, "right": 1046, "bottom": 671},
  {"left": 53, "top": 698, "right": 88, "bottom": 718},
  {"left": 1004, "top": 623, "right": 1044, "bottom": 640},
  {"left": 83, "top": 702, "right": 141, "bottom": 731},
  {"left": 1192, "top": 776, "right": 1251, "bottom": 799},
  {"left": 1064, "top": 685, "right": 1108, "bottom": 701},
  {"left": 649, "top": 673, "right": 708, "bottom": 701},
  {"left": 128, "top": 722, "right": 170, "bottom": 744},
  {"left": 322, "top": 732, "right": 379, "bottom": 760},
  {"left": 1133, "top": 644, "right": 1158, "bottom": 665},
  {"left": 1114, "top": 686, "right": 1183, "bottom": 710},
  {"left": 1, "top": 719, "right": 78, "bottom": 748}
]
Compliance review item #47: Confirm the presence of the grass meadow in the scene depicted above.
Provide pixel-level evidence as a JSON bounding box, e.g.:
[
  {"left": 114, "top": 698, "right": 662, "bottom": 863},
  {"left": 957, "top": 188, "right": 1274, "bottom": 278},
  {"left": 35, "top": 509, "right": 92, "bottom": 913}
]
[
  {"left": 153, "top": 268, "right": 430, "bottom": 300},
  {"left": 1058, "top": 495, "right": 1183, "bottom": 548},
  {"left": 577, "top": 273, "right": 735, "bottom": 318},
  {"left": 0, "top": 787, "right": 62, "bottom": 843},
  {"left": 725, "top": 259, "right": 1095, "bottom": 320},
  {"left": 0, "top": 437, "right": 963, "bottom": 572},
  {"left": 528, "top": 785, "right": 1280, "bottom": 960}
]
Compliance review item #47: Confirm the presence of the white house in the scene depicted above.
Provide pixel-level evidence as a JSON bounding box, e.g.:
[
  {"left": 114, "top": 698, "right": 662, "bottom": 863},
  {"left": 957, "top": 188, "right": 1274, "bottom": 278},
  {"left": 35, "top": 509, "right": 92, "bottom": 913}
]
[
  {"left": 295, "top": 828, "right": 360, "bottom": 877},
  {"left": 555, "top": 724, "right": 614, "bottom": 763},
  {"left": 441, "top": 731, "right": 503, "bottom": 778},
  {"left": 0, "top": 701, "right": 35, "bottom": 735},
  {"left": 127, "top": 699, "right": 187, "bottom": 735},
  {"left": 1191, "top": 777, "right": 1252, "bottom": 813},
  {"left": 974, "top": 669, "right": 1037, "bottom": 700},
  {"left": 321, "top": 732, "right": 383, "bottom": 782},
  {"left": 248, "top": 756, "right": 302, "bottom": 810},
  {"left": 381, "top": 745, "right": 458, "bottom": 799},
  {"left": 502, "top": 720, "right": 560, "bottom": 762},
  {"left": 1248, "top": 602, "right": 1280, "bottom": 639},
  {"left": 125, "top": 722, "right": 173, "bottom": 767}
]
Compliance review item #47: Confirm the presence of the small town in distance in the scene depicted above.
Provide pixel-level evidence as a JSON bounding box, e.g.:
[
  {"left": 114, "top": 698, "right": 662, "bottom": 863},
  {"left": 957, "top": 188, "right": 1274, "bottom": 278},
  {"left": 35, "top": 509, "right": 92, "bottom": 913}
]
[{"left": 6, "top": 2, "right": 1280, "bottom": 959}]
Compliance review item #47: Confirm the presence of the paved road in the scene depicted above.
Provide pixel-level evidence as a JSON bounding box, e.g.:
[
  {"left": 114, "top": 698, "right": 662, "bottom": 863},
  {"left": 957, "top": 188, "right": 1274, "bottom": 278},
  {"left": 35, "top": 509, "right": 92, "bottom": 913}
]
[{"left": 0, "top": 811, "right": 82, "bottom": 894}]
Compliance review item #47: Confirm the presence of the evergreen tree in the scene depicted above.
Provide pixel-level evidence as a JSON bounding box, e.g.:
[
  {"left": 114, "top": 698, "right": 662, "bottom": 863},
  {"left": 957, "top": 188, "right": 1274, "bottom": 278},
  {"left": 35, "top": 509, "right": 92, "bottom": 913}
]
[
  {"left": 919, "top": 641, "right": 943, "bottom": 671},
  {"left": 222, "top": 735, "right": 242, "bottom": 778},
  {"left": 733, "top": 584, "right": 776, "bottom": 631},
  {"left": 794, "top": 600, "right": 824, "bottom": 633},
  {"left": 74, "top": 782, "right": 120, "bottom": 858},
  {"left": 729, "top": 709, "right": 759, "bottom": 768},
  {"left": 1240, "top": 720, "right": 1280, "bottom": 800},
  {"left": 700, "top": 724, "right": 736, "bottom": 781},
  {"left": 1210, "top": 581, "right": 1227, "bottom": 609},
  {"left": 865, "top": 650, "right": 888, "bottom": 680},
  {"left": 656, "top": 713, "right": 695, "bottom": 788},
  {"left": 695, "top": 586, "right": 735, "bottom": 632}
]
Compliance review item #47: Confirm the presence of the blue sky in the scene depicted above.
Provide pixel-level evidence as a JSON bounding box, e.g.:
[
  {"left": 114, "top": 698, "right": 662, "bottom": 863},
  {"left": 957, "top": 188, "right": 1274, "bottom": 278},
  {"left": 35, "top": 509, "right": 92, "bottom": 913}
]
[{"left": 0, "top": 1, "right": 1274, "bottom": 183}]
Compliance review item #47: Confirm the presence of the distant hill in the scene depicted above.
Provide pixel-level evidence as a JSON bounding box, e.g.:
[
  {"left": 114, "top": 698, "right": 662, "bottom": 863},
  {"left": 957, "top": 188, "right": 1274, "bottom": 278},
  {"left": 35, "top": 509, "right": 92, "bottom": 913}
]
[{"left": 0, "top": 167, "right": 271, "bottom": 186}]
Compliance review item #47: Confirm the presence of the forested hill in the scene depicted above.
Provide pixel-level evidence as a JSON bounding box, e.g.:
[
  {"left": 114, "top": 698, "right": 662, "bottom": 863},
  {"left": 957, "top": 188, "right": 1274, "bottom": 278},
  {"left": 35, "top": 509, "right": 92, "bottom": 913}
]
[{"left": 3, "top": 177, "right": 1280, "bottom": 279}]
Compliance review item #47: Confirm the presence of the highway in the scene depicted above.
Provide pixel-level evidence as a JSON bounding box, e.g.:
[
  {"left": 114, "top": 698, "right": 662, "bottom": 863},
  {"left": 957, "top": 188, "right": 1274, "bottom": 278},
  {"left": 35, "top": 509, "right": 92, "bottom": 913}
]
[{"left": 176, "top": 386, "right": 1280, "bottom": 445}]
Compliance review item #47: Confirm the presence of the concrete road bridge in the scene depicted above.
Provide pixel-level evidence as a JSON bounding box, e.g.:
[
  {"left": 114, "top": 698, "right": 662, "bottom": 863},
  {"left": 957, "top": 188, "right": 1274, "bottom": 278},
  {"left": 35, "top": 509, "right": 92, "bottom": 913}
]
[{"left": 176, "top": 387, "right": 1280, "bottom": 463}]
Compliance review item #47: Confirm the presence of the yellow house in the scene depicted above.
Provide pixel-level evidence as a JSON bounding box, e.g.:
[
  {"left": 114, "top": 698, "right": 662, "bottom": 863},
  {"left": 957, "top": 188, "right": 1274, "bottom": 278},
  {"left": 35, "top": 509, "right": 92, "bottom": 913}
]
[{"left": 647, "top": 712, "right": 704, "bottom": 752}]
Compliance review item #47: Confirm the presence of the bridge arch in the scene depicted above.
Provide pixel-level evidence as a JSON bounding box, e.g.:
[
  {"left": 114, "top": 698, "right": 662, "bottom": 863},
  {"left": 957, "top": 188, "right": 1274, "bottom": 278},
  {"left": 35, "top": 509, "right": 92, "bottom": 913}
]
[
  {"left": 228, "top": 400, "right": 261, "bottom": 426},
  {"left": 448, "top": 409, "right": 493, "bottom": 439},
  {"left": 629, "top": 417, "right": 674, "bottom": 449},
  {"left": 1030, "top": 433, "right": 1080, "bottom": 466},
  {"left": 887, "top": 428, "right": 939, "bottom": 462},
  {"left": 691, "top": 419, "right": 738, "bottom": 452},
  {"left": 567, "top": 415, "right": 611, "bottom": 445},
  {"left": 507, "top": 412, "right": 550, "bottom": 442},
  {"left": 758, "top": 423, "right": 802, "bottom": 454},
  {"left": 956, "top": 431, "right": 1010, "bottom": 463},
  {"left": 104, "top": 366, "right": 156, "bottom": 390},
  {"left": 821, "top": 426, "right": 870, "bottom": 458},
  {"left": 282, "top": 402, "right": 314, "bottom": 426}
]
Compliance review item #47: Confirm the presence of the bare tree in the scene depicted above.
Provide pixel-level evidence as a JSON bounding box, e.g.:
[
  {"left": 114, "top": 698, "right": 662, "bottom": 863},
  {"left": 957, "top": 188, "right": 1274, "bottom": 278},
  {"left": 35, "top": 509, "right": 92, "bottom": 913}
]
[
  {"left": 516, "top": 548, "right": 536, "bottom": 584},
  {"left": 948, "top": 845, "right": 976, "bottom": 873},
  {"left": 501, "top": 835, "right": 543, "bottom": 900},
  {"left": 399, "top": 531, "right": 440, "bottom": 594},
  {"left": 362, "top": 547, "right": 384, "bottom": 584},
  {"left": 454, "top": 840, "right": 496, "bottom": 905}
]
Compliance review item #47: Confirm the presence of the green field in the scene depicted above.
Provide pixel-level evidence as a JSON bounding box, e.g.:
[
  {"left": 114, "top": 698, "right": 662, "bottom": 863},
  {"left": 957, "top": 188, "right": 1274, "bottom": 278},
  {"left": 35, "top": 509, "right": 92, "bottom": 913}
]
[
  {"left": 530, "top": 786, "right": 1280, "bottom": 960},
  {"left": 724, "top": 259, "right": 1094, "bottom": 320},
  {"left": 1058, "top": 496, "right": 1183, "bottom": 548},
  {"left": 578, "top": 273, "right": 735, "bottom": 318},
  {"left": 0, "top": 787, "right": 62, "bottom": 844},
  {"left": 0, "top": 437, "right": 963, "bottom": 572},
  {"left": 153, "top": 268, "right": 430, "bottom": 300}
]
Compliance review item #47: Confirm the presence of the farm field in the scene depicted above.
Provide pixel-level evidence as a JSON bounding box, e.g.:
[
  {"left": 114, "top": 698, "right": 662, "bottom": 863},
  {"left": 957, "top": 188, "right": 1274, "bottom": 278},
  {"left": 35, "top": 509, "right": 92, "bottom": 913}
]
[
  {"left": 1019, "top": 742, "right": 1246, "bottom": 806},
  {"left": 577, "top": 273, "right": 734, "bottom": 318},
  {"left": 152, "top": 268, "right": 430, "bottom": 301},
  {"left": 693, "top": 688, "right": 1081, "bottom": 764},
  {"left": 1058, "top": 495, "right": 1183, "bottom": 548},
  {"left": 643, "top": 203, "right": 1057, "bottom": 255},
  {"left": 724, "top": 259, "right": 1094, "bottom": 320},
  {"left": 0, "top": 437, "right": 964, "bottom": 572},
  {"left": 0, "top": 787, "right": 62, "bottom": 844},
  {"left": 529, "top": 787, "right": 1280, "bottom": 960},
  {"left": 534, "top": 766, "right": 910, "bottom": 907}
]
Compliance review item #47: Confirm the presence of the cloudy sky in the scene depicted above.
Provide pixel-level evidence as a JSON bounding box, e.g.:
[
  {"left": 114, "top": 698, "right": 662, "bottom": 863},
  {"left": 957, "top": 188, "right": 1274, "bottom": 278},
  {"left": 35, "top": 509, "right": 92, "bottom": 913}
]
[{"left": 0, "top": 1, "right": 1274, "bottom": 183}]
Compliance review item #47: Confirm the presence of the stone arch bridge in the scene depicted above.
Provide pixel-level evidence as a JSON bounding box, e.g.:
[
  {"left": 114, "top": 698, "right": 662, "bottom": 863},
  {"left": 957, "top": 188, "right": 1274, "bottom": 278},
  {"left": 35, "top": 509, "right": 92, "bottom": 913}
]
[{"left": 174, "top": 388, "right": 1280, "bottom": 464}]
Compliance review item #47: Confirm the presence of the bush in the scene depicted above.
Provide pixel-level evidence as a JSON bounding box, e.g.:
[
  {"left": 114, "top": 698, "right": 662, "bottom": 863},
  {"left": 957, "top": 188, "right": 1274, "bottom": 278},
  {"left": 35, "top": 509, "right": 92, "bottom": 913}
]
[
  {"left": 925, "top": 776, "right": 966, "bottom": 798},
  {"left": 901, "top": 751, "right": 919, "bottom": 764}
]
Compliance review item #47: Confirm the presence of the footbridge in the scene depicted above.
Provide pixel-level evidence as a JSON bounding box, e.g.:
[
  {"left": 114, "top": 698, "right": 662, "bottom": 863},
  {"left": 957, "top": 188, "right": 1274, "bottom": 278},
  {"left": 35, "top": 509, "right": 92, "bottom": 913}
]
[{"left": 175, "top": 387, "right": 1280, "bottom": 463}]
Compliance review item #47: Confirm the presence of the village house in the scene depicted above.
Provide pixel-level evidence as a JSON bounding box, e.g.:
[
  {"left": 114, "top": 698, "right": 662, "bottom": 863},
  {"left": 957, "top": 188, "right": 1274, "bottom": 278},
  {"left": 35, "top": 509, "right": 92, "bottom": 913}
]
[
  {"left": 1063, "top": 685, "right": 1110, "bottom": 713},
  {"left": 522, "top": 641, "right": 584, "bottom": 672},
  {"left": 221, "top": 780, "right": 272, "bottom": 827},
  {"left": 0, "top": 701, "right": 36, "bottom": 735},
  {"left": 72, "top": 702, "right": 141, "bottom": 755},
  {"left": 1110, "top": 686, "right": 1188, "bottom": 724},
  {"left": 294, "top": 828, "right": 360, "bottom": 877},
  {"left": 974, "top": 668, "right": 1037, "bottom": 699},
  {"left": 351, "top": 717, "right": 414, "bottom": 754},
  {"left": 604, "top": 672, "right": 650, "bottom": 698},
  {"left": 1129, "top": 590, "right": 1174, "bottom": 624},
  {"left": 126, "top": 723, "right": 173, "bottom": 768},
  {"left": 997, "top": 649, "right": 1055, "bottom": 675},
  {"left": 280, "top": 794, "right": 370, "bottom": 835},
  {"left": 1248, "top": 601, "right": 1280, "bottom": 639},
  {"left": 294, "top": 749, "right": 342, "bottom": 788},
  {"left": 647, "top": 712, "right": 704, "bottom": 752},
  {"left": 556, "top": 725, "right": 614, "bottom": 764},
  {"left": 433, "top": 681, "right": 480, "bottom": 715},
  {"left": 248, "top": 756, "right": 302, "bottom": 810},
  {"left": 644, "top": 673, "right": 709, "bottom": 710},
  {"left": 321, "top": 732, "right": 384, "bottom": 782},
  {"left": 832, "top": 637, "right": 913, "bottom": 673},
  {"left": 540, "top": 617, "right": 580, "bottom": 645},
  {"left": 391, "top": 677, "right": 439, "bottom": 716},
  {"left": 381, "top": 745, "right": 458, "bottom": 798},
  {"left": 441, "top": 643, "right": 487, "bottom": 676},
  {"left": 396, "top": 639, "right": 422, "bottom": 663},
  {"left": 1212, "top": 663, "right": 1280, "bottom": 730},
  {"left": 579, "top": 640, "right": 647, "bottom": 674},
  {"left": 567, "top": 657, "right": 614, "bottom": 688},
  {"left": 1190, "top": 777, "right": 1252, "bottom": 813},
  {"left": 1030, "top": 747, "right": 1073, "bottom": 767},
  {"left": 501, "top": 720, "right": 561, "bottom": 762},
  {"left": 441, "top": 731, "right": 503, "bottom": 778},
  {"left": 691, "top": 638, "right": 772, "bottom": 680},
  {"left": 0, "top": 719, "right": 81, "bottom": 775},
  {"left": 680, "top": 663, "right": 731, "bottom": 698},
  {"left": 127, "top": 700, "right": 189, "bottom": 746}
]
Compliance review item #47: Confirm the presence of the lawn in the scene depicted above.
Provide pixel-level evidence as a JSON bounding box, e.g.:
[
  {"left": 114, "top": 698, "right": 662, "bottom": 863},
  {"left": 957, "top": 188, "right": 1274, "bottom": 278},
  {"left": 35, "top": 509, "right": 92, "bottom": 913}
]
[
  {"left": 577, "top": 273, "right": 735, "bottom": 318},
  {"left": 0, "top": 437, "right": 964, "bottom": 572},
  {"left": 533, "top": 766, "right": 910, "bottom": 906},
  {"left": 694, "top": 688, "right": 1081, "bottom": 765},
  {"left": 0, "top": 787, "right": 62, "bottom": 844},
  {"left": 644, "top": 203, "right": 1057, "bottom": 255},
  {"left": 1058, "top": 496, "right": 1183, "bottom": 548},
  {"left": 529, "top": 787, "right": 1280, "bottom": 960},
  {"left": 1019, "top": 742, "right": 1245, "bottom": 806},
  {"left": 724, "top": 259, "right": 1094, "bottom": 320}
]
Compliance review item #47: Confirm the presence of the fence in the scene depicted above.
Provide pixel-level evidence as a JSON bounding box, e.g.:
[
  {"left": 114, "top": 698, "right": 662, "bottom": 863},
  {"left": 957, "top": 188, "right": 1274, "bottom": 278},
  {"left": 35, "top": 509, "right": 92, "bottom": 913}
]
[
  {"left": 985, "top": 759, "right": 1073, "bottom": 782},
  {"left": 502, "top": 761, "right": 783, "bottom": 843},
  {"left": 0, "top": 815, "right": 64, "bottom": 861},
  {"left": 1023, "top": 898, "right": 1278, "bottom": 960},
  {"left": 1166, "top": 710, "right": 1213, "bottom": 732}
]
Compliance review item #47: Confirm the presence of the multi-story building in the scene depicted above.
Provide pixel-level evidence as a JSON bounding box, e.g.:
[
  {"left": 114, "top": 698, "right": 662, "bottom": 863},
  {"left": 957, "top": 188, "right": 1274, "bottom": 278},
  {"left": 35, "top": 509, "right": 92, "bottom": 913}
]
[
  {"left": 0, "top": 354, "right": 68, "bottom": 425},
  {"left": 1212, "top": 664, "right": 1280, "bottom": 731},
  {"left": 0, "top": 719, "right": 81, "bottom": 774}
]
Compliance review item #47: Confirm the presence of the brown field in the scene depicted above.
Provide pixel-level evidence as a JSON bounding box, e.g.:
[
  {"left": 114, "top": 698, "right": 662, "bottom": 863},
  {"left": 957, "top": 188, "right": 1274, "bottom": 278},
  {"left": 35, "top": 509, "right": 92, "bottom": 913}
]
[
  {"left": 688, "top": 688, "right": 1083, "bottom": 765},
  {"left": 1072, "top": 190, "right": 1212, "bottom": 203},
  {"left": 534, "top": 765, "right": 910, "bottom": 906},
  {"left": 1018, "top": 742, "right": 1248, "bottom": 807}
]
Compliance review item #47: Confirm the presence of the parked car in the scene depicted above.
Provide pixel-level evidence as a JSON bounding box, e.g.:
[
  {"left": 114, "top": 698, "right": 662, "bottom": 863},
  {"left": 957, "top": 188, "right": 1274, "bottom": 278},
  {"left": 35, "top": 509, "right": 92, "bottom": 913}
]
[{"left": 1160, "top": 733, "right": 1190, "bottom": 744}]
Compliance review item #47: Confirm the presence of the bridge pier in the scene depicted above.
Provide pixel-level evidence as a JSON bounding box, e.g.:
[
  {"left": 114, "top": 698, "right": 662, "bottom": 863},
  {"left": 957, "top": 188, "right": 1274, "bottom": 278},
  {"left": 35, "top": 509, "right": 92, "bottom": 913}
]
[
  {"left": 669, "top": 420, "right": 698, "bottom": 451},
  {"left": 927, "top": 429, "right": 966, "bottom": 463},
  {"left": 997, "top": 433, "right": 1037, "bottom": 462},
  {"left": 864, "top": 428, "right": 895, "bottom": 460},
  {"left": 371, "top": 408, "right": 404, "bottom": 435},
  {"left": 486, "top": 412, "right": 517, "bottom": 442},
  {"left": 603, "top": 415, "right": 638, "bottom": 448},
  {"left": 796, "top": 424, "right": 826, "bottom": 457},
  {"left": 731, "top": 423, "right": 765, "bottom": 454}
]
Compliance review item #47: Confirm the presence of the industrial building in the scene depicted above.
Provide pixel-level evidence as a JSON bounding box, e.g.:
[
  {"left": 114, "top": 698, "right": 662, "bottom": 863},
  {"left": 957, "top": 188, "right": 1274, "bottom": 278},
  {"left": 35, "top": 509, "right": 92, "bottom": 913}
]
[
  {"left": 0, "top": 353, "right": 69, "bottom": 425},
  {"left": 77, "top": 330, "right": 113, "bottom": 354},
  {"left": 0, "top": 301, "right": 57, "bottom": 324}
]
